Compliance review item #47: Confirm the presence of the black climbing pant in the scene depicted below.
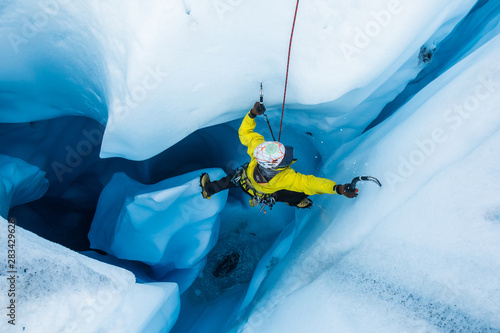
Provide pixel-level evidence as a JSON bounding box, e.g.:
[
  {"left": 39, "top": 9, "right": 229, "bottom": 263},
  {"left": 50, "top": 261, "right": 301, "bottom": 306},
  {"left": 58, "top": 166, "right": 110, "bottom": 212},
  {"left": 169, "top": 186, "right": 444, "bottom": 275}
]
[
  {"left": 204, "top": 172, "right": 238, "bottom": 197},
  {"left": 273, "top": 190, "right": 309, "bottom": 207}
]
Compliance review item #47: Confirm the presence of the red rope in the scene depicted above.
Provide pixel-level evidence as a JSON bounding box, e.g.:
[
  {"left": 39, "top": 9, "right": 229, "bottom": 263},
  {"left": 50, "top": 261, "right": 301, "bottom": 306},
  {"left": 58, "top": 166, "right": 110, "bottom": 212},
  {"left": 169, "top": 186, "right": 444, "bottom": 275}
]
[{"left": 279, "top": 0, "right": 300, "bottom": 142}]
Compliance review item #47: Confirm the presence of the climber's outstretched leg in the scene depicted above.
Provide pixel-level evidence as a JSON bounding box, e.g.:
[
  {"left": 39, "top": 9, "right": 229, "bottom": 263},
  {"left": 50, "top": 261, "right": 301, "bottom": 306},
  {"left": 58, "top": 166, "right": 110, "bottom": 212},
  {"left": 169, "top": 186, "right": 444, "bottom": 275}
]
[{"left": 200, "top": 172, "right": 237, "bottom": 199}]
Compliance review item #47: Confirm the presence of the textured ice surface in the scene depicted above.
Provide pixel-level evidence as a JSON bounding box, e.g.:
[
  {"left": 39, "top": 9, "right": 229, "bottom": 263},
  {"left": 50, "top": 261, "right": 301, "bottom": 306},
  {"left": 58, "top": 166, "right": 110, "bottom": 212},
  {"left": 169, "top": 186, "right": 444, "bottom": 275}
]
[
  {"left": 0, "top": 154, "right": 48, "bottom": 218},
  {"left": 88, "top": 168, "right": 228, "bottom": 292},
  {"left": 2, "top": 0, "right": 500, "bottom": 332},
  {"left": 233, "top": 30, "right": 500, "bottom": 333},
  {"left": 0, "top": 218, "right": 180, "bottom": 333},
  {"left": 0, "top": 0, "right": 477, "bottom": 160}
]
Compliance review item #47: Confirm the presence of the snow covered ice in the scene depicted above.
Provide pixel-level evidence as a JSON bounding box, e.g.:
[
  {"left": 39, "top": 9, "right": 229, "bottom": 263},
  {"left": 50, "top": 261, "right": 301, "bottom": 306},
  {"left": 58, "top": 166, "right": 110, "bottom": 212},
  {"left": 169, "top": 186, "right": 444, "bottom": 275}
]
[
  {"left": 0, "top": 215, "right": 180, "bottom": 333},
  {"left": 1, "top": 0, "right": 500, "bottom": 332}
]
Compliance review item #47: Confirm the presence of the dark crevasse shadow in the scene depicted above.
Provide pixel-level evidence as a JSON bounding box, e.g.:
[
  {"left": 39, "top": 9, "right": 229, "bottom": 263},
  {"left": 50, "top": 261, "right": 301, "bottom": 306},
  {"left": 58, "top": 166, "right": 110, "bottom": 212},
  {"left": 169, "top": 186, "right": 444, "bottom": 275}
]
[
  {"left": 2, "top": 112, "right": 323, "bottom": 332},
  {"left": 1, "top": 116, "right": 244, "bottom": 250}
]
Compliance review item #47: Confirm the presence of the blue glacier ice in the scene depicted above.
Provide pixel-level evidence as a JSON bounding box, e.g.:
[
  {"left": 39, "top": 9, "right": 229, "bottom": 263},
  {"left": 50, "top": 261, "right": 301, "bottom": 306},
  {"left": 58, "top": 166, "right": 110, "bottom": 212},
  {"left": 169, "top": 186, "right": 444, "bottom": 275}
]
[
  {"left": 0, "top": 154, "right": 48, "bottom": 218},
  {"left": 232, "top": 20, "right": 500, "bottom": 333},
  {"left": 1, "top": 0, "right": 500, "bottom": 332},
  {"left": 88, "top": 168, "right": 228, "bottom": 291}
]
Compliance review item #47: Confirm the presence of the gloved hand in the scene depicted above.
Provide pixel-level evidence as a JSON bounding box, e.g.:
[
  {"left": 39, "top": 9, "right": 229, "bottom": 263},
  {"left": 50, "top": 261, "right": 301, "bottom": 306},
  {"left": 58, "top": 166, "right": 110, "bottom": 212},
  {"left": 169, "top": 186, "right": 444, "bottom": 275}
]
[
  {"left": 335, "top": 184, "right": 358, "bottom": 198},
  {"left": 251, "top": 101, "right": 266, "bottom": 117}
]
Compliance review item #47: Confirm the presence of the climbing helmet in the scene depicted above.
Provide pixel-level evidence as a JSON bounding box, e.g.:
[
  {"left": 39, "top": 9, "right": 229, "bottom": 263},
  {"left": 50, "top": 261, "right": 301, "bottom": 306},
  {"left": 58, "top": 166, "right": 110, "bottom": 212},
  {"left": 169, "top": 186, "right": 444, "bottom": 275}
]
[{"left": 254, "top": 141, "right": 286, "bottom": 169}]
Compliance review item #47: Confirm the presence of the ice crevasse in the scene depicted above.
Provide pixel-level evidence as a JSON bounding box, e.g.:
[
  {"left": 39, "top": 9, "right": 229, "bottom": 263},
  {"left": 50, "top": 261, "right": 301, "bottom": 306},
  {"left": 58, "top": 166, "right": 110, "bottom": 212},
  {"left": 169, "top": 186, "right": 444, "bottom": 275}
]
[{"left": 1, "top": 0, "right": 500, "bottom": 332}]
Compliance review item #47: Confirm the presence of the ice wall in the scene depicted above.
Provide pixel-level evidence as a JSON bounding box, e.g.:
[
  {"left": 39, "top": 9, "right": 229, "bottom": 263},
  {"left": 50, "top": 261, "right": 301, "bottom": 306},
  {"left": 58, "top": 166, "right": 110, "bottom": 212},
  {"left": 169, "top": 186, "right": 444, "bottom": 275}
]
[
  {"left": 366, "top": 0, "right": 500, "bottom": 131},
  {"left": 0, "top": 153, "right": 181, "bottom": 333},
  {"left": 0, "top": 0, "right": 478, "bottom": 160},
  {"left": 233, "top": 28, "right": 500, "bottom": 333},
  {"left": 88, "top": 168, "right": 228, "bottom": 292},
  {"left": 0, "top": 1, "right": 108, "bottom": 124},
  {"left": 0, "top": 155, "right": 48, "bottom": 218},
  {"left": 2, "top": 0, "right": 499, "bottom": 332}
]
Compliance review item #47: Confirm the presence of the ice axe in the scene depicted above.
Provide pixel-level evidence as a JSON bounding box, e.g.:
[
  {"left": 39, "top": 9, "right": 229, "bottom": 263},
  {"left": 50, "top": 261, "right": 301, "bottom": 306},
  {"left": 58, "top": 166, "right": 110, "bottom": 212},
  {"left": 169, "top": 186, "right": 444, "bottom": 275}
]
[{"left": 344, "top": 176, "right": 382, "bottom": 197}]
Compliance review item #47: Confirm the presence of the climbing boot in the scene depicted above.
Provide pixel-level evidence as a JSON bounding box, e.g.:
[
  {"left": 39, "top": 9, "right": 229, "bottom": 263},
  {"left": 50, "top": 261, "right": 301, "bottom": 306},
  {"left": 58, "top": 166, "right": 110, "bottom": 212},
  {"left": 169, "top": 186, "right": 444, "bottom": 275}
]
[
  {"left": 296, "top": 198, "right": 313, "bottom": 209},
  {"left": 200, "top": 173, "right": 211, "bottom": 199}
]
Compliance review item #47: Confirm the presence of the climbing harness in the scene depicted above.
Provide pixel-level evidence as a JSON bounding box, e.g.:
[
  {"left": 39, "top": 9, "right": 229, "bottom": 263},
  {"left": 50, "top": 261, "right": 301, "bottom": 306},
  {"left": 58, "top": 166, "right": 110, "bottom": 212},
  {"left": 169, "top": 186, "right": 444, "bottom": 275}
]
[
  {"left": 230, "top": 164, "right": 245, "bottom": 187},
  {"left": 249, "top": 194, "right": 276, "bottom": 213},
  {"left": 231, "top": 163, "right": 277, "bottom": 213}
]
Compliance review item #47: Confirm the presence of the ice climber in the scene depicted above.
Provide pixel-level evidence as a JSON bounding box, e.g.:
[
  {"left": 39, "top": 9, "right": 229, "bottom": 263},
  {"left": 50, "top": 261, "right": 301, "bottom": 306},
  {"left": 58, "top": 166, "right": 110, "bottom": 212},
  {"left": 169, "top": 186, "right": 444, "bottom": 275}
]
[{"left": 200, "top": 102, "right": 358, "bottom": 209}]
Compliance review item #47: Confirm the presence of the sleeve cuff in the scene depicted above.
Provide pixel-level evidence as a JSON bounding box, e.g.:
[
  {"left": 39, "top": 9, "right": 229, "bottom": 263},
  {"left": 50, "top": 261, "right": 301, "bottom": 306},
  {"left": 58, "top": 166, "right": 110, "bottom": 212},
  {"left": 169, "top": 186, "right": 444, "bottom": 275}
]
[
  {"left": 333, "top": 185, "right": 341, "bottom": 195},
  {"left": 248, "top": 111, "right": 256, "bottom": 119}
]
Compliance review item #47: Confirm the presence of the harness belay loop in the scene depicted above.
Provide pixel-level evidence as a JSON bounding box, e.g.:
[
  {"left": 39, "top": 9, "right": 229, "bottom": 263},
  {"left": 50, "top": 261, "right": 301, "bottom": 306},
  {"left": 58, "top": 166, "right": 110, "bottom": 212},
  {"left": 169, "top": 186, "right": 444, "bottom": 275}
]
[
  {"left": 230, "top": 164, "right": 246, "bottom": 186},
  {"left": 249, "top": 195, "right": 276, "bottom": 210},
  {"left": 231, "top": 164, "right": 276, "bottom": 211}
]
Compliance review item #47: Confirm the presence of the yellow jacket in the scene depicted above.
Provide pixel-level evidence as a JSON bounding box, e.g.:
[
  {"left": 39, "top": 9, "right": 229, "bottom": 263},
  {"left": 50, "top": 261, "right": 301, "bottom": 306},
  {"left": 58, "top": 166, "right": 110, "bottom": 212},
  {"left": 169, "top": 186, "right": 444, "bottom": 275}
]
[{"left": 238, "top": 112, "right": 338, "bottom": 196}]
